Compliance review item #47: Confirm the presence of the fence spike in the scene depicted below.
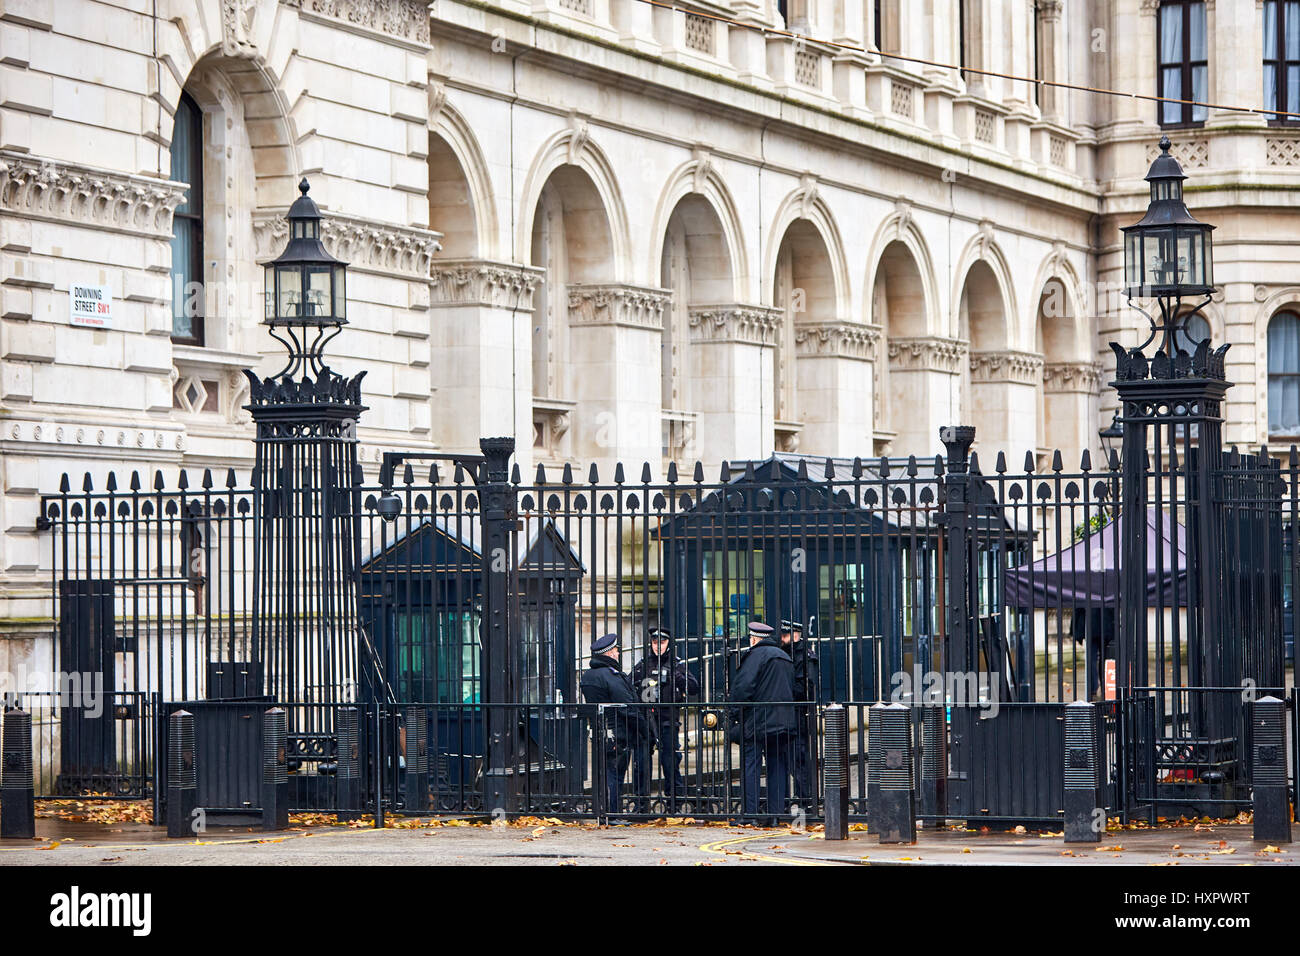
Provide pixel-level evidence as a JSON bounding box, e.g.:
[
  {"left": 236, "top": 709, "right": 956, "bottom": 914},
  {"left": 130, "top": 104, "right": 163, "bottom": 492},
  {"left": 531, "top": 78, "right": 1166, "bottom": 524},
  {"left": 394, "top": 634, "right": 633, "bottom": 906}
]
[
  {"left": 403, "top": 463, "right": 414, "bottom": 485},
  {"left": 1023, "top": 450, "right": 1035, "bottom": 473},
  {"left": 535, "top": 463, "right": 547, "bottom": 485},
  {"left": 1108, "top": 448, "right": 1120, "bottom": 472},
  {"left": 906, "top": 455, "right": 918, "bottom": 478},
  {"left": 59, "top": 473, "right": 70, "bottom": 494},
  {"left": 177, "top": 469, "right": 189, "bottom": 491},
  {"left": 823, "top": 457, "right": 835, "bottom": 480},
  {"left": 588, "top": 462, "right": 599, "bottom": 484},
  {"left": 744, "top": 460, "right": 756, "bottom": 481},
  {"left": 933, "top": 455, "right": 944, "bottom": 477},
  {"left": 225, "top": 468, "right": 238, "bottom": 489},
  {"left": 969, "top": 451, "right": 980, "bottom": 474},
  {"left": 154, "top": 470, "right": 165, "bottom": 491},
  {"left": 1080, "top": 448, "right": 1092, "bottom": 472},
  {"left": 797, "top": 459, "right": 809, "bottom": 481},
  {"left": 106, "top": 471, "right": 118, "bottom": 492},
  {"left": 82, "top": 472, "right": 94, "bottom": 493},
  {"left": 852, "top": 457, "right": 864, "bottom": 478},
  {"left": 130, "top": 471, "right": 142, "bottom": 492},
  {"left": 641, "top": 462, "right": 652, "bottom": 483},
  {"left": 561, "top": 462, "right": 573, "bottom": 485},
  {"left": 1291, "top": 445, "right": 1298, "bottom": 469},
  {"left": 428, "top": 463, "right": 439, "bottom": 484},
  {"left": 614, "top": 462, "right": 625, "bottom": 484},
  {"left": 454, "top": 461, "right": 465, "bottom": 484},
  {"left": 666, "top": 461, "right": 678, "bottom": 483},
  {"left": 201, "top": 468, "right": 213, "bottom": 490},
  {"left": 769, "top": 459, "right": 781, "bottom": 481},
  {"left": 353, "top": 463, "right": 365, "bottom": 486},
  {"left": 993, "top": 451, "right": 1006, "bottom": 474},
  {"left": 719, "top": 461, "right": 730, "bottom": 482},
  {"left": 693, "top": 461, "right": 704, "bottom": 483},
  {"left": 878, "top": 457, "right": 890, "bottom": 478},
  {"left": 510, "top": 463, "right": 521, "bottom": 484},
  {"left": 1052, "top": 450, "right": 1063, "bottom": 473}
]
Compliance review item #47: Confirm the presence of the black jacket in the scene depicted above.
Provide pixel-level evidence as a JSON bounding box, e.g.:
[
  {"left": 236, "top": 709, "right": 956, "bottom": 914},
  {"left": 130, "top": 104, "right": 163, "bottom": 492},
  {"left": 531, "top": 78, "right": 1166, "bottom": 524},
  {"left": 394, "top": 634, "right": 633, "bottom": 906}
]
[
  {"left": 580, "top": 654, "right": 651, "bottom": 746},
  {"left": 729, "top": 638, "right": 796, "bottom": 737},
  {"left": 788, "top": 640, "right": 820, "bottom": 704},
  {"left": 631, "top": 649, "right": 700, "bottom": 717}
]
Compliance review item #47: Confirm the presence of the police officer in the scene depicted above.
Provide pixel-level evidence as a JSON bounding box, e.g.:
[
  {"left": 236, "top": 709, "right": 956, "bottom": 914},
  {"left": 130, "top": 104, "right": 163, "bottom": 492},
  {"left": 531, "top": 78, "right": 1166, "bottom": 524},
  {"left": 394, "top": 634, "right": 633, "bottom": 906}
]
[
  {"left": 780, "top": 620, "right": 819, "bottom": 807},
  {"left": 730, "top": 621, "right": 796, "bottom": 824},
  {"left": 632, "top": 626, "right": 700, "bottom": 807},
  {"left": 579, "top": 633, "right": 651, "bottom": 816}
]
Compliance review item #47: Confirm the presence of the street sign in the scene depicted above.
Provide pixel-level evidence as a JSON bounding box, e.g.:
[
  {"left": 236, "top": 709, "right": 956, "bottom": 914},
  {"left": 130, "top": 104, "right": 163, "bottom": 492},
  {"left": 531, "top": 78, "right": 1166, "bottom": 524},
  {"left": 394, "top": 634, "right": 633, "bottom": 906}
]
[{"left": 69, "top": 282, "right": 112, "bottom": 329}]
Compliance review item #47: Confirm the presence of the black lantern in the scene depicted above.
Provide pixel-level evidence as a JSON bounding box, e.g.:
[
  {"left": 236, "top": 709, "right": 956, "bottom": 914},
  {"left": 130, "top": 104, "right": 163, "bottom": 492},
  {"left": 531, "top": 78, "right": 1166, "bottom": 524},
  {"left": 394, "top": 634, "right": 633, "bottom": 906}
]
[
  {"left": 1122, "top": 137, "right": 1214, "bottom": 302},
  {"left": 1098, "top": 411, "right": 1122, "bottom": 459},
  {"left": 264, "top": 178, "right": 347, "bottom": 352}
]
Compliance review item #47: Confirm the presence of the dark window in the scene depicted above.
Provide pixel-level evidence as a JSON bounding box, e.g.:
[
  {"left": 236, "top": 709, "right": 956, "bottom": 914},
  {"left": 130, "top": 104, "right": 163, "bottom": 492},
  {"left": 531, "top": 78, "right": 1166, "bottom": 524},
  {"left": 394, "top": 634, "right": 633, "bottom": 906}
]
[
  {"left": 1269, "top": 310, "right": 1300, "bottom": 436},
  {"left": 873, "top": 0, "right": 882, "bottom": 50},
  {"left": 1157, "top": 1, "right": 1208, "bottom": 127},
  {"left": 1264, "top": 1, "right": 1300, "bottom": 123},
  {"left": 170, "top": 92, "right": 204, "bottom": 345},
  {"left": 1032, "top": 1, "right": 1041, "bottom": 106}
]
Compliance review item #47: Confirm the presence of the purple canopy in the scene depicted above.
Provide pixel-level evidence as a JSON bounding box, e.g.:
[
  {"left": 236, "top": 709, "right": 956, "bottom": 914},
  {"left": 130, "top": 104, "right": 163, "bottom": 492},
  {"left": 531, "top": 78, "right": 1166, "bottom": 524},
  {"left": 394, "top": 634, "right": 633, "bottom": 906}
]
[{"left": 1003, "top": 508, "right": 1188, "bottom": 609}]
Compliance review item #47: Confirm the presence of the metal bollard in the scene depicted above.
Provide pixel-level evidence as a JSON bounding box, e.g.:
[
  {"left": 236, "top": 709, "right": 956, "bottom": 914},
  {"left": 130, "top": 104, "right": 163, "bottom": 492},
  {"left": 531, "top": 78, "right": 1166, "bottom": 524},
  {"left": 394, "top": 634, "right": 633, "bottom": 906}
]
[
  {"left": 165, "top": 709, "right": 197, "bottom": 839},
  {"left": 336, "top": 706, "right": 361, "bottom": 821},
  {"left": 1063, "top": 701, "right": 1102, "bottom": 843},
  {"left": 822, "top": 704, "right": 849, "bottom": 841},
  {"left": 868, "top": 702, "right": 916, "bottom": 844},
  {"left": 262, "top": 707, "right": 288, "bottom": 832},
  {"left": 404, "top": 706, "right": 429, "bottom": 812},
  {"left": 1, "top": 705, "right": 35, "bottom": 839},
  {"left": 918, "top": 705, "right": 945, "bottom": 824},
  {"left": 1252, "top": 696, "right": 1291, "bottom": 843}
]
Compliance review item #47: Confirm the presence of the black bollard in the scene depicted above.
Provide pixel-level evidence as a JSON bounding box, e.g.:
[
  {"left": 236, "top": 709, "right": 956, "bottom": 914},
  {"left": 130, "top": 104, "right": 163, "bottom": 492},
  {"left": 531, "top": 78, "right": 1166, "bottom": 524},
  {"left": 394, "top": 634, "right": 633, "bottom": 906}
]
[
  {"left": 262, "top": 707, "right": 288, "bottom": 831},
  {"left": 1, "top": 705, "right": 35, "bottom": 839},
  {"left": 404, "top": 706, "right": 429, "bottom": 812},
  {"left": 918, "top": 704, "right": 945, "bottom": 824},
  {"left": 1064, "top": 701, "right": 1102, "bottom": 843},
  {"left": 868, "top": 702, "right": 916, "bottom": 844},
  {"left": 165, "top": 709, "right": 197, "bottom": 839},
  {"left": 1252, "top": 696, "right": 1291, "bottom": 843},
  {"left": 335, "top": 707, "right": 361, "bottom": 821},
  {"left": 822, "top": 704, "right": 849, "bottom": 840}
]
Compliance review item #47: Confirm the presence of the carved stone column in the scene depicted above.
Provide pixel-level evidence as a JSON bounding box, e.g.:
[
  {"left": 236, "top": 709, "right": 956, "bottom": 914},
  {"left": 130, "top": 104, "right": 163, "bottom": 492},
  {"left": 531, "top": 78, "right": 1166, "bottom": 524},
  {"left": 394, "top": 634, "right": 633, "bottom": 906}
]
[
  {"left": 886, "top": 336, "right": 967, "bottom": 457},
  {"left": 794, "top": 321, "right": 879, "bottom": 457},
  {"left": 429, "top": 259, "right": 542, "bottom": 468},
  {"left": 1042, "top": 360, "right": 1102, "bottom": 465},
  {"left": 968, "top": 349, "right": 1045, "bottom": 463},
  {"left": 567, "top": 283, "right": 673, "bottom": 473},
  {"left": 688, "top": 304, "right": 782, "bottom": 465}
]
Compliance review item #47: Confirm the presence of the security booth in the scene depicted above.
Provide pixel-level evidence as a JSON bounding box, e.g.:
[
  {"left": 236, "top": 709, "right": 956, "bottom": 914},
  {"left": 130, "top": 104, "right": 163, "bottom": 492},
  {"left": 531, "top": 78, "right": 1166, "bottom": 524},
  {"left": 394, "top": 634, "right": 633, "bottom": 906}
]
[
  {"left": 358, "top": 514, "right": 585, "bottom": 806},
  {"left": 653, "top": 455, "right": 1024, "bottom": 704}
]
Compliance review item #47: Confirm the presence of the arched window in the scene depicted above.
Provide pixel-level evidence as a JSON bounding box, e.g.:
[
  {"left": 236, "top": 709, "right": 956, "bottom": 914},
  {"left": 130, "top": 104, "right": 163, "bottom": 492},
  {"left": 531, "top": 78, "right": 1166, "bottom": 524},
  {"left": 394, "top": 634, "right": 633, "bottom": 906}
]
[
  {"left": 1174, "top": 311, "right": 1211, "bottom": 353},
  {"left": 1269, "top": 311, "right": 1300, "bottom": 436},
  {"left": 170, "top": 92, "right": 204, "bottom": 345}
]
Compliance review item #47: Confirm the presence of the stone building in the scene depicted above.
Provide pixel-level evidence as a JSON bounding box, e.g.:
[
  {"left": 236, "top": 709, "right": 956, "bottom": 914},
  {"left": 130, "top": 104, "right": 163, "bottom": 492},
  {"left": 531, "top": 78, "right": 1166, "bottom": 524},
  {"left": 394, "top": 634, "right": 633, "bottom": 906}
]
[{"left": 1, "top": 0, "right": 1299, "bottom": 636}]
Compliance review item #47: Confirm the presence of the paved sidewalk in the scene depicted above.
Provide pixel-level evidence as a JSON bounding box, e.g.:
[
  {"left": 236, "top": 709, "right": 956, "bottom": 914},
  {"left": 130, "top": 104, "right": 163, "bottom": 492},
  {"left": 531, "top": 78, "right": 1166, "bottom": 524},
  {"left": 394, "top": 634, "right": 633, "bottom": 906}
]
[{"left": 0, "top": 816, "right": 1293, "bottom": 865}]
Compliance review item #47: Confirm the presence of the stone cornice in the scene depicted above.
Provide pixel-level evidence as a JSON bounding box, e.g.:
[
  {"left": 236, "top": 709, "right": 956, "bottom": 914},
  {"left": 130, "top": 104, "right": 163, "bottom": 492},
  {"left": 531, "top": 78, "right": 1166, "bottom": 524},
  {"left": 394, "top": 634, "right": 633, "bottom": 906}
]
[
  {"left": 0, "top": 152, "right": 188, "bottom": 240},
  {"left": 687, "top": 304, "right": 782, "bottom": 345},
  {"left": 887, "top": 336, "right": 968, "bottom": 374},
  {"left": 970, "top": 349, "right": 1045, "bottom": 385},
  {"left": 428, "top": 258, "right": 543, "bottom": 309},
  {"left": 253, "top": 210, "right": 441, "bottom": 279},
  {"left": 568, "top": 283, "right": 672, "bottom": 330},
  {"left": 1043, "top": 361, "right": 1103, "bottom": 394},
  {"left": 793, "top": 322, "right": 880, "bottom": 360},
  {"left": 284, "top": 0, "right": 432, "bottom": 44}
]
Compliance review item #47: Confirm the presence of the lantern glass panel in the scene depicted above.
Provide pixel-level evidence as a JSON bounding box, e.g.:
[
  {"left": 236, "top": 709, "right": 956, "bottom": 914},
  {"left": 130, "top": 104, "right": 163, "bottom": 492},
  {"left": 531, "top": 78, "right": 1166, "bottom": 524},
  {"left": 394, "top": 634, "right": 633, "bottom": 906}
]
[
  {"left": 305, "top": 266, "right": 332, "bottom": 319},
  {"left": 264, "top": 268, "right": 274, "bottom": 320},
  {"left": 333, "top": 266, "right": 346, "bottom": 320},
  {"left": 277, "top": 265, "right": 302, "bottom": 319},
  {"left": 1125, "top": 233, "right": 1140, "bottom": 291}
]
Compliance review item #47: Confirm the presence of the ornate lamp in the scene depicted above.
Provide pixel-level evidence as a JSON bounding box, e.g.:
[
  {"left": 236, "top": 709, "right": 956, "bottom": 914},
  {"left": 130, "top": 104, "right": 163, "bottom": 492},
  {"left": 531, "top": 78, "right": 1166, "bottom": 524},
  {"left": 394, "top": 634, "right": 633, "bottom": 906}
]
[
  {"left": 263, "top": 178, "right": 348, "bottom": 376},
  {"left": 1121, "top": 136, "right": 1215, "bottom": 357}
]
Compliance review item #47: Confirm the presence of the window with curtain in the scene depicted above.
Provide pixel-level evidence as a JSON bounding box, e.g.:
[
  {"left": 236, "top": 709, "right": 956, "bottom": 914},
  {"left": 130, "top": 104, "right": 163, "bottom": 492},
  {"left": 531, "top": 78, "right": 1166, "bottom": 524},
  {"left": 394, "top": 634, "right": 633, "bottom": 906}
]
[
  {"left": 1174, "top": 311, "right": 1211, "bottom": 353},
  {"left": 1157, "top": 1, "right": 1208, "bottom": 127},
  {"left": 1269, "top": 311, "right": 1300, "bottom": 436},
  {"left": 170, "top": 91, "right": 204, "bottom": 345},
  {"left": 1264, "top": 1, "right": 1300, "bottom": 123}
]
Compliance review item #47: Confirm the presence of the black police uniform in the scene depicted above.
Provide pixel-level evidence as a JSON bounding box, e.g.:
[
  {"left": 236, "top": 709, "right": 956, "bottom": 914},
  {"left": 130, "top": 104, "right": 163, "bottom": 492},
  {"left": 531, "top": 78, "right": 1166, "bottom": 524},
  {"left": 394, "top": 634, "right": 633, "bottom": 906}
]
[
  {"left": 784, "top": 632, "right": 819, "bottom": 805},
  {"left": 631, "top": 641, "right": 700, "bottom": 801},
  {"left": 730, "top": 629, "right": 796, "bottom": 820},
  {"left": 580, "top": 650, "right": 651, "bottom": 814}
]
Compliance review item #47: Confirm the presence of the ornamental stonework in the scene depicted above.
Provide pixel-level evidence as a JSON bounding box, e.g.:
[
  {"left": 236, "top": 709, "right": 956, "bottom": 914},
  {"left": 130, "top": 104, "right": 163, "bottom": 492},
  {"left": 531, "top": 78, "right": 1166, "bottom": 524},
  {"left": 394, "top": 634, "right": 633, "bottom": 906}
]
[
  {"left": 0, "top": 153, "right": 188, "bottom": 239},
  {"left": 284, "top": 0, "right": 431, "bottom": 44},
  {"left": 567, "top": 283, "right": 671, "bottom": 330},
  {"left": 887, "top": 336, "right": 967, "bottom": 374},
  {"left": 253, "top": 210, "right": 441, "bottom": 278},
  {"left": 1042, "top": 361, "right": 1103, "bottom": 394},
  {"left": 793, "top": 322, "right": 880, "bottom": 360},
  {"left": 688, "top": 305, "right": 782, "bottom": 345},
  {"left": 969, "top": 349, "right": 1045, "bottom": 385},
  {"left": 429, "top": 259, "right": 543, "bottom": 309}
]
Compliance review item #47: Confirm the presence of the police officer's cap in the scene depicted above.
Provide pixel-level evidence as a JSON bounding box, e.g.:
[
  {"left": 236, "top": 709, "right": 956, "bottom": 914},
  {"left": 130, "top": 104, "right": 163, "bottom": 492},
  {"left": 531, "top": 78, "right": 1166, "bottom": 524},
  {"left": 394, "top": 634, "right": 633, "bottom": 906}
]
[
  {"left": 592, "top": 633, "right": 619, "bottom": 653},
  {"left": 779, "top": 620, "right": 804, "bottom": 633},
  {"left": 747, "top": 622, "right": 774, "bottom": 637},
  {"left": 648, "top": 626, "right": 672, "bottom": 642}
]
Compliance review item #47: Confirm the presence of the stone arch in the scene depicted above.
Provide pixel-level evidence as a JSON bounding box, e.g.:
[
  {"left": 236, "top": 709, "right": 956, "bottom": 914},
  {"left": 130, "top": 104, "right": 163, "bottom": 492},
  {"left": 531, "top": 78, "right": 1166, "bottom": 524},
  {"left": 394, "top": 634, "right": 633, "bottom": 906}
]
[
  {"left": 864, "top": 209, "right": 938, "bottom": 335},
  {"left": 1252, "top": 289, "right": 1300, "bottom": 442},
  {"left": 517, "top": 128, "right": 630, "bottom": 281},
  {"left": 764, "top": 183, "right": 849, "bottom": 319},
  {"left": 429, "top": 99, "right": 498, "bottom": 259},
  {"left": 952, "top": 232, "right": 1019, "bottom": 347},
  {"left": 649, "top": 159, "right": 747, "bottom": 302}
]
